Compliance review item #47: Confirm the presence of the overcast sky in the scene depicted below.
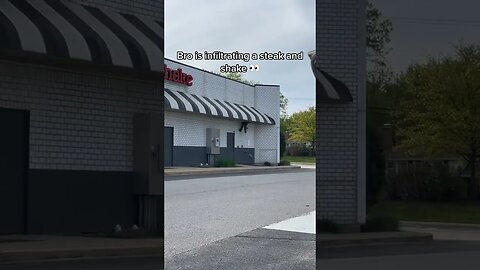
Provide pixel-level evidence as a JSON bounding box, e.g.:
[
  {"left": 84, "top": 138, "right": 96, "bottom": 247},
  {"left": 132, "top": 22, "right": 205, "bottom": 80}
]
[
  {"left": 165, "top": 0, "right": 315, "bottom": 115},
  {"left": 371, "top": 0, "right": 480, "bottom": 74}
]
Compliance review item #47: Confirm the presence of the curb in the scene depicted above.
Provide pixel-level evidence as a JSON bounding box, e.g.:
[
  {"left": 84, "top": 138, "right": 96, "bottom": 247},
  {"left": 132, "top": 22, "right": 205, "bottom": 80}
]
[
  {"left": 0, "top": 246, "right": 163, "bottom": 264},
  {"left": 401, "top": 221, "right": 480, "bottom": 229},
  {"left": 317, "top": 232, "right": 433, "bottom": 248},
  {"left": 165, "top": 166, "right": 302, "bottom": 177}
]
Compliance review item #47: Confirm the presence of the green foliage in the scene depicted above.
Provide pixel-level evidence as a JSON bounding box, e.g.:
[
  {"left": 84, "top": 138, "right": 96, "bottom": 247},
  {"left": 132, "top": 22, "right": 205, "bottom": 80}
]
[
  {"left": 287, "top": 107, "right": 316, "bottom": 147},
  {"left": 364, "top": 1, "right": 396, "bottom": 208},
  {"left": 366, "top": 1, "right": 394, "bottom": 90},
  {"left": 366, "top": 1, "right": 393, "bottom": 58},
  {"left": 282, "top": 155, "right": 315, "bottom": 164},
  {"left": 394, "top": 44, "right": 480, "bottom": 192},
  {"left": 286, "top": 144, "right": 314, "bottom": 156},
  {"left": 385, "top": 164, "right": 469, "bottom": 201},
  {"left": 366, "top": 122, "right": 385, "bottom": 207},
  {"left": 218, "top": 71, "right": 259, "bottom": 85},
  {"left": 362, "top": 214, "right": 399, "bottom": 232},
  {"left": 280, "top": 116, "right": 290, "bottom": 157},
  {"left": 317, "top": 219, "right": 339, "bottom": 233},
  {"left": 224, "top": 72, "right": 243, "bottom": 82},
  {"left": 280, "top": 131, "right": 286, "bottom": 157},
  {"left": 280, "top": 93, "right": 288, "bottom": 119},
  {"left": 214, "top": 159, "right": 235, "bottom": 167},
  {"left": 278, "top": 160, "right": 291, "bottom": 166}
]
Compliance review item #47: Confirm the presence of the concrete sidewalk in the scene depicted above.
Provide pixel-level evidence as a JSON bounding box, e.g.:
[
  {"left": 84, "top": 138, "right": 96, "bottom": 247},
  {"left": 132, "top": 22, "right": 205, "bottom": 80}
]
[
  {"left": 317, "top": 231, "right": 433, "bottom": 247},
  {"left": 164, "top": 164, "right": 302, "bottom": 177},
  {"left": 401, "top": 221, "right": 480, "bottom": 241},
  {"left": 401, "top": 221, "right": 480, "bottom": 230},
  {"left": 0, "top": 235, "right": 163, "bottom": 264}
]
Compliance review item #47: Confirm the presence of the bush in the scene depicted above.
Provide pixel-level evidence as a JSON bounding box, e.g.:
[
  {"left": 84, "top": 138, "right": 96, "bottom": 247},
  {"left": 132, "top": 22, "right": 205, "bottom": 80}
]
[
  {"left": 317, "top": 218, "right": 339, "bottom": 233},
  {"left": 286, "top": 144, "right": 314, "bottom": 156},
  {"left": 279, "top": 160, "right": 291, "bottom": 166},
  {"left": 385, "top": 164, "right": 468, "bottom": 201},
  {"left": 280, "top": 132, "right": 286, "bottom": 157},
  {"left": 362, "top": 214, "right": 399, "bottom": 232},
  {"left": 366, "top": 124, "right": 385, "bottom": 207},
  {"left": 214, "top": 159, "right": 235, "bottom": 167}
]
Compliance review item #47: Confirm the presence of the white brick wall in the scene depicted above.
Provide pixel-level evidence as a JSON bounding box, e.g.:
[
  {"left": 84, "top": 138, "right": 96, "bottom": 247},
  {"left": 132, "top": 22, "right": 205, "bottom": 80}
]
[
  {"left": 0, "top": 61, "right": 162, "bottom": 172},
  {"left": 165, "top": 59, "right": 259, "bottom": 107},
  {"left": 254, "top": 85, "right": 280, "bottom": 164},
  {"left": 316, "top": 0, "right": 366, "bottom": 225},
  {"left": 164, "top": 60, "right": 280, "bottom": 163},
  {"left": 0, "top": 0, "right": 163, "bottom": 172},
  {"left": 165, "top": 111, "right": 255, "bottom": 148}
]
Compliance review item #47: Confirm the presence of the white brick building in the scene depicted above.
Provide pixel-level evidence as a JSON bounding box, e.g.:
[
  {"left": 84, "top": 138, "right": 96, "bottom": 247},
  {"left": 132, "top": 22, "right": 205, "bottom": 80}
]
[
  {"left": 0, "top": 0, "right": 163, "bottom": 234},
  {"left": 316, "top": 0, "right": 367, "bottom": 230},
  {"left": 164, "top": 59, "right": 280, "bottom": 166}
]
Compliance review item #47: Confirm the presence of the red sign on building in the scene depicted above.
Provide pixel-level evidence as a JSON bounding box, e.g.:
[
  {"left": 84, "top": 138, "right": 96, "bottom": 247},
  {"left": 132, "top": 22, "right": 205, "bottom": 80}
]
[{"left": 164, "top": 64, "right": 193, "bottom": 86}]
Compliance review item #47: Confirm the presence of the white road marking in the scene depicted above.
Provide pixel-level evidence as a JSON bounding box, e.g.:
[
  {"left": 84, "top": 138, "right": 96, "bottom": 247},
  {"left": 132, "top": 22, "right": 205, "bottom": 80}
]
[{"left": 264, "top": 211, "right": 316, "bottom": 234}]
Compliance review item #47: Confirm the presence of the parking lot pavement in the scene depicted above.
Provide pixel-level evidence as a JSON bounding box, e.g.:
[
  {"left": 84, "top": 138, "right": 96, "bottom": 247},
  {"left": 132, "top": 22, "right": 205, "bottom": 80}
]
[{"left": 165, "top": 213, "right": 316, "bottom": 270}]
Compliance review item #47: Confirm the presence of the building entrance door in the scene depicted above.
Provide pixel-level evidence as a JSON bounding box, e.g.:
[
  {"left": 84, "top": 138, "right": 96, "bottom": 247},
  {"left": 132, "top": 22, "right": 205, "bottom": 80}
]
[
  {"left": 0, "top": 109, "right": 28, "bottom": 234},
  {"left": 227, "top": 132, "right": 235, "bottom": 162},
  {"left": 164, "top": 127, "right": 174, "bottom": 167}
]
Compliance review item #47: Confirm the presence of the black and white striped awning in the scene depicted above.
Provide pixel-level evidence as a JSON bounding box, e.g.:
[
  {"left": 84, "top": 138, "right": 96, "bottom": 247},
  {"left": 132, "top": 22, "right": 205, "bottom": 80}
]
[
  {"left": 0, "top": 0, "right": 163, "bottom": 72},
  {"left": 164, "top": 89, "right": 276, "bottom": 125},
  {"left": 308, "top": 51, "right": 353, "bottom": 103}
]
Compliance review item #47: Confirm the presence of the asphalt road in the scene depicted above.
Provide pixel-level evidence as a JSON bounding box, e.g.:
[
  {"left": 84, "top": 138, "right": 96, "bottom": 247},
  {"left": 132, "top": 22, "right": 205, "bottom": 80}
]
[{"left": 164, "top": 169, "right": 315, "bottom": 261}]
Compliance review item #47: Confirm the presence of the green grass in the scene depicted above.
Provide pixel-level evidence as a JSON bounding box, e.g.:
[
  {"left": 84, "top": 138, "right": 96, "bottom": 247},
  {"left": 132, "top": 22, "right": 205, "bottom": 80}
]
[
  {"left": 370, "top": 201, "right": 480, "bottom": 224},
  {"left": 214, "top": 159, "right": 235, "bottom": 167},
  {"left": 282, "top": 155, "right": 315, "bottom": 164}
]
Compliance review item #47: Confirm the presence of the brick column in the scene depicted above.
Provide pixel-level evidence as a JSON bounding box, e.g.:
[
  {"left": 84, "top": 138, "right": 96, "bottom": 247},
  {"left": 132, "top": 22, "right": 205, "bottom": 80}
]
[{"left": 316, "top": 0, "right": 366, "bottom": 230}]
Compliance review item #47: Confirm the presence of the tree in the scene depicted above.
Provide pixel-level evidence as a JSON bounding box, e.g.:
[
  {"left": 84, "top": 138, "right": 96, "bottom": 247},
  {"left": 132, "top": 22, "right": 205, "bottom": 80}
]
[
  {"left": 280, "top": 116, "right": 292, "bottom": 157},
  {"left": 280, "top": 93, "right": 288, "bottom": 119},
  {"left": 224, "top": 72, "right": 243, "bottom": 82},
  {"left": 287, "top": 107, "right": 316, "bottom": 148},
  {"left": 366, "top": 1, "right": 394, "bottom": 91},
  {"left": 365, "top": 1, "right": 394, "bottom": 207},
  {"left": 394, "top": 44, "right": 480, "bottom": 197}
]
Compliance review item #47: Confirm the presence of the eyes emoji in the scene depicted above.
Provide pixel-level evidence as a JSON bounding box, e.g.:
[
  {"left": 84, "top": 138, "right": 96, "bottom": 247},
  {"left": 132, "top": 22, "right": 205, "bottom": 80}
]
[{"left": 249, "top": 64, "right": 260, "bottom": 71}]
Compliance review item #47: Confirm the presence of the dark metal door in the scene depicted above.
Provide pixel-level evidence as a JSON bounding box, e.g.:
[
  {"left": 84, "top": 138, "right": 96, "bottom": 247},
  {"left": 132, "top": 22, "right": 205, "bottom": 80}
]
[
  {"left": 227, "top": 132, "right": 235, "bottom": 162},
  {"left": 0, "top": 109, "right": 28, "bottom": 234},
  {"left": 164, "top": 127, "right": 173, "bottom": 167}
]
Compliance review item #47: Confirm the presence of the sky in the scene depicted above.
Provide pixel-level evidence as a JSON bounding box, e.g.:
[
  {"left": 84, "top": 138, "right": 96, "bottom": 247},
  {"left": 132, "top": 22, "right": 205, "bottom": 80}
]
[
  {"left": 371, "top": 0, "right": 480, "bottom": 74},
  {"left": 165, "top": 0, "right": 315, "bottom": 115}
]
